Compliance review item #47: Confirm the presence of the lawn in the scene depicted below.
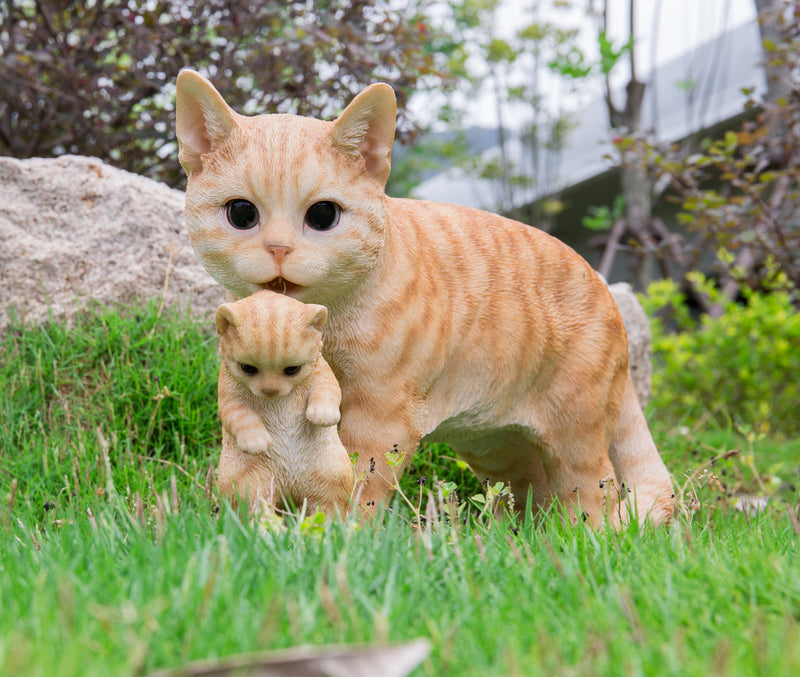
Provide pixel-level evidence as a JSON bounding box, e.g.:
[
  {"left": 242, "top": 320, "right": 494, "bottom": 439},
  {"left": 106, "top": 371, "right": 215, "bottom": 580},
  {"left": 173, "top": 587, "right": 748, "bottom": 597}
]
[{"left": 1, "top": 302, "right": 799, "bottom": 676}]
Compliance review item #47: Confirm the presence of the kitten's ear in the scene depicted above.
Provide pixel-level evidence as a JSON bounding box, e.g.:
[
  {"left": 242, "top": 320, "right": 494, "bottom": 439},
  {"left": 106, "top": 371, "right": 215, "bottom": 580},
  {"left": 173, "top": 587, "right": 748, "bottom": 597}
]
[
  {"left": 305, "top": 304, "right": 329, "bottom": 333},
  {"left": 215, "top": 303, "right": 239, "bottom": 335},
  {"left": 330, "top": 83, "right": 397, "bottom": 187},
  {"left": 176, "top": 69, "right": 237, "bottom": 176}
]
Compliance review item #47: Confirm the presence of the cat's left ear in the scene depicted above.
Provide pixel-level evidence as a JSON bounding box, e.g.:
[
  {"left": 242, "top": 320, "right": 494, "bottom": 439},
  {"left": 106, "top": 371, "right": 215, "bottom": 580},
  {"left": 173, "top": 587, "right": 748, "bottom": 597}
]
[
  {"left": 215, "top": 303, "right": 239, "bottom": 335},
  {"left": 176, "top": 69, "right": 238, "bottom": 176},
  {"left": 331, "top": 83, "right": 397, "bottom": 187},
  {"left": 305, "top": 304, "right": 329, "bottom": 333}
]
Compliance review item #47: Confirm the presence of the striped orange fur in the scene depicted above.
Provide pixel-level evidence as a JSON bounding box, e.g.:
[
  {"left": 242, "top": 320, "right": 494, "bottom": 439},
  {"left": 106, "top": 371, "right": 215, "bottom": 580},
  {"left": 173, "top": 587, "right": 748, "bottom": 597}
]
[
  {"left": 216, "top": 290, "right": 353, "bottom": 516},
  {"left": 178, "top": 70, "right": 674, "bottom": 527}
]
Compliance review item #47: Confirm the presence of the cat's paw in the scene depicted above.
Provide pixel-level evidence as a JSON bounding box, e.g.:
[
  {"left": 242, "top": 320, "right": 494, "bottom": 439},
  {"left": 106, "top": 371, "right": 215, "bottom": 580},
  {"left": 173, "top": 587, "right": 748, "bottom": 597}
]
[
  {"left": 234, "top": 429, "right": 273, "bottom": 455},
  {"left": 306, "top": 403, "right": 341, "bottom": 427}
]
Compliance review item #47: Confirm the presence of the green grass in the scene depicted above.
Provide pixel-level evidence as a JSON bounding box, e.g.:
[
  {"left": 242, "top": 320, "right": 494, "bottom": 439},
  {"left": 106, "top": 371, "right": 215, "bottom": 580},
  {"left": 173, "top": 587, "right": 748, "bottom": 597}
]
[{"left": 1, "top": 302, "right": 799, "bottom": 676}]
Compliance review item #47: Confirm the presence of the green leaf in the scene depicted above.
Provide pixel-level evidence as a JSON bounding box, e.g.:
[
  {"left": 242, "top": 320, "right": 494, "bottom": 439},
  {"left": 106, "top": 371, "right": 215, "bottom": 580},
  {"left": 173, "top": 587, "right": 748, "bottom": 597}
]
[
  {"left": 548, "top": 46, "right": 591, "bottom": 79},
  {"left": 486, "top": 38, "right": 517, "bottom": 64},
  {"left": 598, "top": 30, "right": 633, "bottom": 75}
]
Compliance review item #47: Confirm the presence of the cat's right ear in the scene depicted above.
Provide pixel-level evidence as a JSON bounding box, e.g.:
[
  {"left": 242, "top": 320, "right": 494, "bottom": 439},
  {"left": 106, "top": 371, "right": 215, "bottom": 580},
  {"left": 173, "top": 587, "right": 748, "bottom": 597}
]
[
  {"left": 331, "top": 83, "right": 397, "bottom": 187},
  {"left": 176, "top": 69, "right": 237, "bottom": 176},
  {"left": 215, "top": 303, "right": 239, "bottom": 335}
]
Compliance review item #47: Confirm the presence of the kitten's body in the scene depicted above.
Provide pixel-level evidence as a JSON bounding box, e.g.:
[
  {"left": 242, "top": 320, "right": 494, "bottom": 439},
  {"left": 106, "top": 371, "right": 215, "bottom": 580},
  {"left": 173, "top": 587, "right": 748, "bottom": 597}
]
[
  {"left": 178, "top": 70, "right": 674, "bottom": 526},
  {"left": 216, "top": 290, "right": 353, "bottom": 515}
]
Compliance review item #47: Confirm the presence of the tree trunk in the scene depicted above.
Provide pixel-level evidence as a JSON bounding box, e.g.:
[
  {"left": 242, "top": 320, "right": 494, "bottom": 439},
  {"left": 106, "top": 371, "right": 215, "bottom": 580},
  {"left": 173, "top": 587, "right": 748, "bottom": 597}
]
[
  {"left": 753, "top": 0, "right": 794, "bottom": 152},
  {"left": 600, "top": 0, "right": 655, "bottom": 290}
]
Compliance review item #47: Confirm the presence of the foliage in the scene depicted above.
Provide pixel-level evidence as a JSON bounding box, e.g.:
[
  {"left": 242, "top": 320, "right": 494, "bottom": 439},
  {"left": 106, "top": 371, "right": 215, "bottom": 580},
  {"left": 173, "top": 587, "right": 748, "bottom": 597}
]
[
  {"left": 640, "top": 274, "right": 800, "bottom": 437},
  {"left": 396, "top": 441, "right": 483, "bottom": 510},
  {"left": 0, "top": 0, "right": 452, "bottom": 188},
  {"left": 581, "top": 194, "right": 625, "bottom": 231},
  {"left": 606, "top": 2, "right": 800, "bottom": 298},
  {"left": 652, "top": 115, "right": 800, "bottom": 295}
]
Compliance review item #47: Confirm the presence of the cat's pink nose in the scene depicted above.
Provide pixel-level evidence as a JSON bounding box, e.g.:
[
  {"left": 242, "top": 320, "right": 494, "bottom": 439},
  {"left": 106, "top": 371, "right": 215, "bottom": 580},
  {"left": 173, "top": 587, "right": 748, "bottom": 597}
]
[
  {"left": 266, "top": 245, "right": 292, "bottom": 265},
  {"left": 261, "top": 388, "right": 279, "bottom": 398}
]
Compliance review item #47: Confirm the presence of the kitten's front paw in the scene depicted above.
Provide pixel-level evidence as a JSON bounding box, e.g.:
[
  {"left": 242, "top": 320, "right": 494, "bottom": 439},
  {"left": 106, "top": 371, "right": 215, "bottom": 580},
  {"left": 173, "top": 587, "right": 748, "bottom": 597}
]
[
  {"left": 235, "top": 429, "right": 273, "bottom": 455},
  {"left": 306, "top": 403, "right": 341, "bottom": 428}
]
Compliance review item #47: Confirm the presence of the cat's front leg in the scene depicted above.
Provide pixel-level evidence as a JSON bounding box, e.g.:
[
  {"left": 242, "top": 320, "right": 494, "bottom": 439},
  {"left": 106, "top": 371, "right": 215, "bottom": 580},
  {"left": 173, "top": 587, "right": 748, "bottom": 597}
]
[
  {"left": 338, "top": 406, "right": 422, "bottom": 518},
  {"left": 305, "top": 357, "right": 342, "bottom": 427}
]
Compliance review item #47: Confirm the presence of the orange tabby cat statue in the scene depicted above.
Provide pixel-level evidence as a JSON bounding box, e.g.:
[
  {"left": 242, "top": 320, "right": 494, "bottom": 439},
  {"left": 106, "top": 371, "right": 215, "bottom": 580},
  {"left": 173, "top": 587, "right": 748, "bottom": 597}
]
[
  {"left": 216, "top": 290, "right": 353, "bottom": 515},
  {"left": 176, "top": 69, "right": 674, "bottom": 527}
]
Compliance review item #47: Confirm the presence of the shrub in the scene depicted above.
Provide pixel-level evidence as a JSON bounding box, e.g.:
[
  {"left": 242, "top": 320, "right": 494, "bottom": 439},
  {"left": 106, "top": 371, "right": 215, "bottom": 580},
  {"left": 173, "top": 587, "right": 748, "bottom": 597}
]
[
  {"left": 640, "top": 273, "right": 800, "bottom": 437},
  {"left": 1, "top": 0, "right": 451, "bottom": 188}
]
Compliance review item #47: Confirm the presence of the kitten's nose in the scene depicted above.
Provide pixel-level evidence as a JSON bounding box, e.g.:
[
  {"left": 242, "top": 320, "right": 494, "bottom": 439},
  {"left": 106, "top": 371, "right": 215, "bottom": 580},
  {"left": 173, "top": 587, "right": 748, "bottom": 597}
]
[
  {"left": 261, "top": 388, "right": 279, "bottom": 398},
  {"left": 266, "top": 245, "right": 292, "bottom": 266}
]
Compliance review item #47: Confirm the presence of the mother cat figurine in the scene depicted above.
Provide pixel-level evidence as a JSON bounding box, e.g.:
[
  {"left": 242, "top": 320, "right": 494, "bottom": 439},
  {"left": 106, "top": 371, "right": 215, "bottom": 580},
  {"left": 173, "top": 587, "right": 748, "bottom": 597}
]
[{"left": 176, "top": 69, "right": 674, "bottom": 527}]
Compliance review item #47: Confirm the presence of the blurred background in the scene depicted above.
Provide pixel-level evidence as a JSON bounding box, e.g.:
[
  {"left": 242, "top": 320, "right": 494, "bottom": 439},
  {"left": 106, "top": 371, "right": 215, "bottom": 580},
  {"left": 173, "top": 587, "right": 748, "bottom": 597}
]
[{"left": 2, "top": 0, "right": 798, "bottom": 298}]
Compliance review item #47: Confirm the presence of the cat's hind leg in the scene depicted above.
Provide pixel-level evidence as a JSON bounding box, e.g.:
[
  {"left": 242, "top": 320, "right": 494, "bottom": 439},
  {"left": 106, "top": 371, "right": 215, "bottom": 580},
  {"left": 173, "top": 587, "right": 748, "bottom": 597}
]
[
  {"left": 608, "top": 373, "right": 675, "bottom": 525},
  {"left": 453, "top": 429, "right": 552, "bottom": 519},
  {"left": 455, "top": 428, "right": 623, "bottom": 527},
  {"left": 537, "top": 436, "right": 623, "bottom": 528}
]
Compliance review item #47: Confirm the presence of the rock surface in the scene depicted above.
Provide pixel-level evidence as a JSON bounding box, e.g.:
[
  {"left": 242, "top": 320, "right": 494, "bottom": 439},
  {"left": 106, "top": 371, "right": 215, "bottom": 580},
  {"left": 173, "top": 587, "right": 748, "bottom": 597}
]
[
  {"left": 609, "top": 282, "right": 652, "bottom": 408},
  {"left": 0, "top": 155, "right": 222, "bottom": 335}
]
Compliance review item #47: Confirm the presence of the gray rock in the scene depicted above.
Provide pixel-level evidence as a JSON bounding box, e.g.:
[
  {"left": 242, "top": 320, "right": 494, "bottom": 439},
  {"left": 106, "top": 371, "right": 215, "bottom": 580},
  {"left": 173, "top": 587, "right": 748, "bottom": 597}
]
[
  {"left": 0, "top": 155, "right": 222, "bottom": 335},
  {"left": 609, "top": 282, "right": 652, "bottom": 408}
]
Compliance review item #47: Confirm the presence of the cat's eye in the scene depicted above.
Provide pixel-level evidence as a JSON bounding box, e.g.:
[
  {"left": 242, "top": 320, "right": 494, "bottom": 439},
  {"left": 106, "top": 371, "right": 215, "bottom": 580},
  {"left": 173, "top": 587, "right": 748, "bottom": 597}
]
[
  {"left": 239, "top": 363, "right": 258, "bottom": 375},
  {"left": 304, "top": 201, "right": 341, "bottom": 231},
  {"left": 283, "top": 365, "right": 301, "bottom": 376},
  {"left": 226, "top": 199, "right": 259, "bottom": 230}
]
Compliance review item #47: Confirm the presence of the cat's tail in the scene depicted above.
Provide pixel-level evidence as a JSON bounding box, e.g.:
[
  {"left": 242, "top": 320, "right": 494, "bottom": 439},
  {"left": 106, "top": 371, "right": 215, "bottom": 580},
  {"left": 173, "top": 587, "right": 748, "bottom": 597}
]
[{"left": 608, "top": 372, "right": 675, "bottom": 525}]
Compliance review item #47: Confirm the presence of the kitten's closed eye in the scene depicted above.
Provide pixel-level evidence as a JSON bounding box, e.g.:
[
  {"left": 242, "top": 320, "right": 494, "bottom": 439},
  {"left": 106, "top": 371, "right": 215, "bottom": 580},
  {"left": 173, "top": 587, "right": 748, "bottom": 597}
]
[
  {"left": 239, "top": 363, "right": 258, "bottom": 375},
  {"left": 283, "top": 365, "right": 301, "bottom": 376}
]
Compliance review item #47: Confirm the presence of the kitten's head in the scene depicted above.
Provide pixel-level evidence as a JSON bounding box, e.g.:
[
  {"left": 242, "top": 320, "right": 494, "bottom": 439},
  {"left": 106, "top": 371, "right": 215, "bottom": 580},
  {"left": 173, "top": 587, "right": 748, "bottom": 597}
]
[
  {"left": 216, "top": 291, "right": 328, "bottom": 400},
  {"left": 176, "top": 69, "right": 397, "bottom": 309}
]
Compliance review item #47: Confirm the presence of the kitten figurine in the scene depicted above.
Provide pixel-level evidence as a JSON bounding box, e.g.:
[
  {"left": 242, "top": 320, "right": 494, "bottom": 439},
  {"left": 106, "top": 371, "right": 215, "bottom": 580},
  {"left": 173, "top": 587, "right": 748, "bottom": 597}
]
[
  {"left": 177, "top": 69, "right": 674, "bottom": 527},
  {"left": 215, "top": 290, "right": 353, "bottom": 516}
]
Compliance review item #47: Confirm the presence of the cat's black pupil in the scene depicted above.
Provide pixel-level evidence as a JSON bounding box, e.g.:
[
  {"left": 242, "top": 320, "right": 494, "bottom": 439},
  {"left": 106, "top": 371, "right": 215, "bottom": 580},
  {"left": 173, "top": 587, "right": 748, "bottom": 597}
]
[
  {"left": 283, "top": 365, "right": 301, "bottom": 376},
  {"left": 305, "top": 201, "right": 340, "bottom": 231},
  {"left": 240, "top": 363, "right": 258, "bottom": 375},
  {"left": 226, "top": 199, "right": 259, "bottom": 230}
]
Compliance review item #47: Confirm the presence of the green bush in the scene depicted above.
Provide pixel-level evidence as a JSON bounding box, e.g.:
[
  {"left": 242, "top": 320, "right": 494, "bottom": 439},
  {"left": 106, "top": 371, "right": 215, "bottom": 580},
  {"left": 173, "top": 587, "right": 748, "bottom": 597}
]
[{"left": 640, "top": 274, "right": 800, "bottom": 437}]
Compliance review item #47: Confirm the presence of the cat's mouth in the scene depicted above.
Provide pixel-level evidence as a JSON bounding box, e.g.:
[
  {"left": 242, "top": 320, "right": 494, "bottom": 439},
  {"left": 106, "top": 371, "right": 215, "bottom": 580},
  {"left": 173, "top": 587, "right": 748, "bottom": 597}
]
[{"left": 261, "top": 277, "right": 303, "bottom": 296}]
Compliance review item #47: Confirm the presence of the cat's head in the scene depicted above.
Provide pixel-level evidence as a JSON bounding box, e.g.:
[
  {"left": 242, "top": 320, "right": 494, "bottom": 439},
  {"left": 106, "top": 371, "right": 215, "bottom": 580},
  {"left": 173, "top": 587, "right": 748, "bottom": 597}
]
[
  {"left": 216, "top": 290, "right": 328, "bottom": 400},
  {"left": 176, "top": 69, "right": 396, "bottom": 309}
]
